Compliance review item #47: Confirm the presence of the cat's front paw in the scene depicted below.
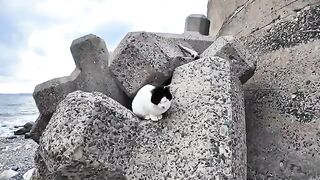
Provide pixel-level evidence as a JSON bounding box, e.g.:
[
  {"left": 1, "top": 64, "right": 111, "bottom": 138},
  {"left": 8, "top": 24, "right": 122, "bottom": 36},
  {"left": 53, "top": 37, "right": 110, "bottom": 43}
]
[
  {"left": 150, "top": 114, "right": 162, "bottom": 121},
  {"left": 144, "top": 115, "right": 151, "bottom": 120}
]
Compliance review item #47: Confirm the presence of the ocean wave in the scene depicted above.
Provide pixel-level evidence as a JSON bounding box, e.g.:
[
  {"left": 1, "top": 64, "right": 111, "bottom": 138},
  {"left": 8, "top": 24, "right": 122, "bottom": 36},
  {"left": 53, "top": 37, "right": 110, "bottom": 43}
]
[
  {"left": 0, "top": 112, "right": 39, "bottom": 117},
  {"left": 1, "top": 101, "right": 36, "bottom": 107},
  {"left": 0, "top": 94, "right": 38, "bottom": 137}
]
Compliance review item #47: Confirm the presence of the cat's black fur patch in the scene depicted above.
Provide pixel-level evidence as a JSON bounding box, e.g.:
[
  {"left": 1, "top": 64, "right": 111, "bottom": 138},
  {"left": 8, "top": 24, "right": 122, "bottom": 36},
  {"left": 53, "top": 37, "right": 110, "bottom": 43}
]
[
  {"left": 151, "top": 86, "right": 172, "bottom": 105},
  {"left": 162, "top": 76, "right": 172, "bottom": 86}
]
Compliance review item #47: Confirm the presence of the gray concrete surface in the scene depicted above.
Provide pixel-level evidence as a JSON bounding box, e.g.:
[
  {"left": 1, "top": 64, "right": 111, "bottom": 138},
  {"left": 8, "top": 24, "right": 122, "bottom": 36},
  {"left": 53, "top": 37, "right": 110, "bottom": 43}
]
[
  {"left": 126, "top": 57, "right": 247, "bottom": 179},
  {"left": 109, "top": 31, "right": 197, "bottom": 98},
  {"left": 32, "top": 91, "right": 140, "bottom": 180},
  {"left": 207, "top": 0, "right": 319, "bottom": 38},
  {"left": 184, "top": 14, "right": 210, "bottom": 35},
  {"left": 201, "top": 36, "right": 256, "bottom": 84},
  {"left": 29, "top": 34, "right": 128, "bottom": 143}
]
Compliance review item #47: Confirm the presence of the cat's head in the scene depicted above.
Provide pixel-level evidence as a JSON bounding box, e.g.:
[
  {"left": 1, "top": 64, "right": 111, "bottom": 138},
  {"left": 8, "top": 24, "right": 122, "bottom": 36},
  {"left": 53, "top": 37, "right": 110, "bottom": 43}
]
[{"left": 151, "top": 86, "right": 172, "bottom": 110}]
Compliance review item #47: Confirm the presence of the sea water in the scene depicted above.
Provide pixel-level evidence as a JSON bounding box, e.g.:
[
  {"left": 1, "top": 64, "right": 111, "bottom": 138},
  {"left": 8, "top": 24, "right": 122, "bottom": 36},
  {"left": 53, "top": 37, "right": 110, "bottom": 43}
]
[{"left": 0, "top": 94, "right": 39, "bottom": 137}]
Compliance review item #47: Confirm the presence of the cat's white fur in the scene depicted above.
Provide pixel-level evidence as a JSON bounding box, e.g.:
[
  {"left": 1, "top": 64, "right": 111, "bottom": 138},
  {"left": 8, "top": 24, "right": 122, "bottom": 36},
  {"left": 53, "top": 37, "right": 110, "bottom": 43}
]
[{"left": 132, "top": 84, "right": 172, "bottom": 121}]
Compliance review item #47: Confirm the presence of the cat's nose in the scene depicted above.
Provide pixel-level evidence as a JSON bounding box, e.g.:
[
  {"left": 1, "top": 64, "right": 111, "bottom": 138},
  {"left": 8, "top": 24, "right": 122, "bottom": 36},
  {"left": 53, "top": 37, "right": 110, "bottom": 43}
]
[{"left": 162, "top": 106, "right": 166, "bottom": 109}]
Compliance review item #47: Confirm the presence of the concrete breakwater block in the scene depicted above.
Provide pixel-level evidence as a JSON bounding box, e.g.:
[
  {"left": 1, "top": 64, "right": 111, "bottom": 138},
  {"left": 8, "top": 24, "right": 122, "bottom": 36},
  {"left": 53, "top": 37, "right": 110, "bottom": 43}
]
[
  {"left": 126, "top": 57, "right": 247, "bottom": 179},
  {"left": 29, "top": 34, "right": 128, "bottom": 143},
  {"left": 184, "top": 14, "right": 210, "bottom": 35},
  {"left": 201, "top": 36, "right": 257, "bottom": 84},
  {"left": 109, "top": 31, "right": 198, "bottom": 98},
  {"left": 245, "top": 39, "right": 320, "bottom": 179},
  {"left": 32, "top": 91, "right": 140, "bottom": 180},
  {"left": 32, "top": 57, "right": 248, "bottom": 179}
]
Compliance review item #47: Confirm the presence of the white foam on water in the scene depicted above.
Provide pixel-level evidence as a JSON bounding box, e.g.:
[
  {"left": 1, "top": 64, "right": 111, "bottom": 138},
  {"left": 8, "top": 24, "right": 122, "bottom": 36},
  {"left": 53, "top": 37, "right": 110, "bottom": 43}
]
[{"left": 0, "top": 94, "right": 39, "bottom": 137}]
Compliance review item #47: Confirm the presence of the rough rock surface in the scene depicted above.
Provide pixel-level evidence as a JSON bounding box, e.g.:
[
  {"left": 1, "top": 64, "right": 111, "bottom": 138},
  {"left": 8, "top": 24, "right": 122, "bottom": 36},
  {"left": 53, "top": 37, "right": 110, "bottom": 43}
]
[
  {"left": 244, "top": 4, "right": 320, "bottom": 53},
  {"left": 14, "top": 122, "right": 34, "bottom": 136},
  {"left": 245, "top": 40, "right": 320, "bottom": 179},
  {"left": 201, "top": 36, "right": 256, "bottom": 84},
  {"left": 0, "top": 136, "right": 38, "bottom": 180},
  {"left": 243, "top": 5, "right": 320, "bottom": 179},
  {"left": 23, "top": 168, "right": 35, "bottom": 180},
  {"left": 29, "top": 34, "right": 128, "bottom": 143},
  {"left": 184, "top": 14, "right": 210, "bottom": 35},
  {"left": 207, "top": 0, "right": 319, "bottom": 38},
  {"left": 208, "top": 2, "right": 320, "bottom": 179},
  {"left": 32, "top": 55, "right": 250, "bottom": 179},
  {"left": 109, "top": 31, "right": 198, "bottom": 98},
  {"left": 32, "top": 91, "right": 140, "bottom": 180},
  {"left": 0, "top": 169, "right": 19, "bottom": 179},
  {"left": 126, "top": 57, "right": 247, "bottom": 179}
]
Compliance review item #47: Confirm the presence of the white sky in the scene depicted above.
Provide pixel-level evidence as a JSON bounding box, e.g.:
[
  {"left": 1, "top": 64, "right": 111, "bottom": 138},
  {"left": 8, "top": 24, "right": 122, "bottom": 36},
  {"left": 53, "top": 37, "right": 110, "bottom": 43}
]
[{"left": 0, "top": 0, "right": 207, "bottom": 93}]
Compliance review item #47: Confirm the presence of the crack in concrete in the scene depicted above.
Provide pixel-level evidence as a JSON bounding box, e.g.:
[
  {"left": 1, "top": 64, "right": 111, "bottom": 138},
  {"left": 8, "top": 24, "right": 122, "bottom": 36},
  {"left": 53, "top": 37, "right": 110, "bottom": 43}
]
[
  {"left": 216, "top": 0, "right": 319, "bottom": 38},
  {"left": 277, "top": 0, "right": 299, "bottom": 11},
  {"left": 227, "top": 0, "right": 251, "bottom": 24},
  {"left": 261, "top": 0, "right": 305, "bottom": 20},
  {"left": 225, "top": 0, "right": 299, "bottom": 37},
  {"left": 217, "top": 0, "right": 256, "bottom": 37},
  {"left": 190, "top": 161, "right": 201, "bottom": 176}
]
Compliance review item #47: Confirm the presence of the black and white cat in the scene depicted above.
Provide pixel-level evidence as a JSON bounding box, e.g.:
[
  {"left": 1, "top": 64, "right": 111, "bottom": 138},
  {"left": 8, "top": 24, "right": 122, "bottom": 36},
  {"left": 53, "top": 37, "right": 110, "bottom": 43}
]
[{"left": 132, "top": 84, "right": 172, "bottom": 121}]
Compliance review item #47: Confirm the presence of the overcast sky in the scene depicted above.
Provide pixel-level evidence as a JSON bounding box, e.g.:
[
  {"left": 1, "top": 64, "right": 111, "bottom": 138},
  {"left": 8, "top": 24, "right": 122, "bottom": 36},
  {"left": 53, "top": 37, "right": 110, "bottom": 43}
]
[{"left": 0, "top": 0, "right": 207, "bottom": 94}]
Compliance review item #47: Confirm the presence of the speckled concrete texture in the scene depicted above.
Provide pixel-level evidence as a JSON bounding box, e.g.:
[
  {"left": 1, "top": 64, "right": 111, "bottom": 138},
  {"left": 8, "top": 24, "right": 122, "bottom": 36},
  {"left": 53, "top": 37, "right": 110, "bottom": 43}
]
[
  {"left": 126, "top": 57, "right": 247, "bottom": 179},
  {"left": 109, "top": 31, "right": 197, "bottom": 98},
  {"left": 30, "top": 34, "right": 128, "bottom": 143},
  {"left": 201, "top": 36, "right": 256, "bottom": 84},
  {"left": 245, "top": 40, "right": 320, "bottom": 179},
  {"left": 244, "top": 4, "right": 320, "bottom": 53},
  {"left": 32, "top": 56, "right": 249, "bottom": 179},
  {"left": 207, "top": 0, "right": 320, "bottom": 38},
  {"left": 32, "top": 91, "right": 140, "bottom": 180},
  {"left": 208, "top": 2, "right": 320, "bottom": 179}
]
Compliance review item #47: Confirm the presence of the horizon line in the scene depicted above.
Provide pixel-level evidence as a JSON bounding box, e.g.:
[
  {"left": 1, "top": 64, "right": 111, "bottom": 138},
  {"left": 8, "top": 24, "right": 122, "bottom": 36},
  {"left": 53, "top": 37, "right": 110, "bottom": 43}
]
[{"left": 0, "top": 93, "right": 33, "bottom": 95}]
